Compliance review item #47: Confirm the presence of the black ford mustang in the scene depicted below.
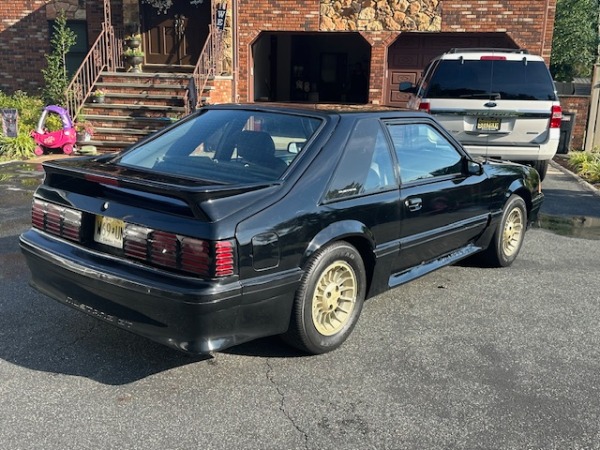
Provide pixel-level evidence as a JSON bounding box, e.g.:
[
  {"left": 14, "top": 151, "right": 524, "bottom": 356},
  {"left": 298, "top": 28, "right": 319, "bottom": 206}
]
[{"left": 19, "top": 103, "right": 543, "bottom": 355}]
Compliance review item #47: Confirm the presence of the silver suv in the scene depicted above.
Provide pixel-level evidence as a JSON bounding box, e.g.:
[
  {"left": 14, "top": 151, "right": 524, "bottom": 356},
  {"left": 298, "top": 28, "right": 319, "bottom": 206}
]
[{"left": 400, "top": 48, "right": 561, "bottom": 180}]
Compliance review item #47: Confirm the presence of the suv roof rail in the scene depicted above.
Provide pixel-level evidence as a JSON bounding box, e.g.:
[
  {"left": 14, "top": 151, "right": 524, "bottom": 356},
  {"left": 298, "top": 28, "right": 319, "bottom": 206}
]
[{"left": 447, "top": 48, "right": 529, "bottom": 54}]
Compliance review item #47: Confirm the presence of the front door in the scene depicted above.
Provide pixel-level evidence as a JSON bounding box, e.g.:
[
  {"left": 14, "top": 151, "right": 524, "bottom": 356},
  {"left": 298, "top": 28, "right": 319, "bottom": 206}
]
[
  {"left": 385, "top": 121, "right": 489, "bottom": 276},
  {"left": 141, "top": 1, "right": 210, "bottom": 66}
]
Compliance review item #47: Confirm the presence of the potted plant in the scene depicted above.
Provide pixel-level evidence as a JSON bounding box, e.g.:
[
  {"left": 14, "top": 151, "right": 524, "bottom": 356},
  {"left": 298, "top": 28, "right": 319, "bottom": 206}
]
[
  {"left": 91, "top": 89, "right": 106, "bottom": 104},
  {"left": 124, "top": 48, "right": 145, "bottom": 73},
  {"left": 125, "top": 33, "right": 142, "bottom": 50},
  {"left": 74, "top": 119, "right": 94, "bottom": 142}
]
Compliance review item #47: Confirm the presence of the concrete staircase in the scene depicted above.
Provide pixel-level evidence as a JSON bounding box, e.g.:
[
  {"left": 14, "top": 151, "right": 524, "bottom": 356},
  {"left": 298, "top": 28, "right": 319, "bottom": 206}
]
[{"left": 79, "top": 71, "right": 212, "bottom": 152}]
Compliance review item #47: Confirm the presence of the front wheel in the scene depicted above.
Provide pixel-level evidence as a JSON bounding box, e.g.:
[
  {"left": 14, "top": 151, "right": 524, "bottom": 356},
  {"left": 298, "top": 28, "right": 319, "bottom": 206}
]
[
  {"left": 481, "top": 194, "right": 527, "bottom": 267},
  {"left": 283, "top": 242, "right": 366, "bottom": 354}
]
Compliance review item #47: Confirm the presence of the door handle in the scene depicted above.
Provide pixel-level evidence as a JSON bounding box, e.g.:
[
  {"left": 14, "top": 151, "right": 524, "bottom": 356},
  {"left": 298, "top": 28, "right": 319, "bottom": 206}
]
[{"left": 405, "top": 197, "right": 422, "bottom": 212}]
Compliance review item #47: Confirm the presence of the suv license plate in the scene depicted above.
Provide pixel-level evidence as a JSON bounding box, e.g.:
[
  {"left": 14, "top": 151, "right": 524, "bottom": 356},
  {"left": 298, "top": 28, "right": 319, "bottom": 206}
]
[
  {"left": 94, "top": 215, "right": 124, "bottom": 248},
  {"left": 476, "top": 118, "right": 501, "bottom": 131}
]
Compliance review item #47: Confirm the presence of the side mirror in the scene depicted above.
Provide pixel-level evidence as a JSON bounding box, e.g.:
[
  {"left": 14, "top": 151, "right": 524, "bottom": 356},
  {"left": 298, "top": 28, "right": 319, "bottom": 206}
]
[
  {"left": 467, "top": 160, "right": 483, "bottom": 176},
  {"left": 399, "top": 81, "right": 417, "bottom": 94}
]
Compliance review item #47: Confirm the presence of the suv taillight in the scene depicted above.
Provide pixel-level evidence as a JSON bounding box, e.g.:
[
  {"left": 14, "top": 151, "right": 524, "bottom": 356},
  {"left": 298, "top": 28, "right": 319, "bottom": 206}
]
[
  {"left": 418, "top": 101, "right": 430, "bottom": 114},
  {"left": 550, "top": 105, "right": 562, "bottom": 128}
]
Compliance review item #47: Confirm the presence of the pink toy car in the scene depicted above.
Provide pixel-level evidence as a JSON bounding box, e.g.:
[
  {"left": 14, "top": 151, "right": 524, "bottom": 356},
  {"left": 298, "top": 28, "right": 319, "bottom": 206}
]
[{"left": 30, "top": 105, "right": 76, "bottom": 156}]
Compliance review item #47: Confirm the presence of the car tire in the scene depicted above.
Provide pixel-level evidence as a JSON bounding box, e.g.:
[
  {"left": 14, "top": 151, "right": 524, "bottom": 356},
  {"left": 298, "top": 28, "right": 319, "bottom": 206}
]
[
  {"left": 529, "top": 160, "right": 548, "bottom": 181},
  {"left": 481, "top": 194, "right": 527, "bottom": 267},
  {"left": 283, "top": 242, "right": 366, "bottom": 354}
]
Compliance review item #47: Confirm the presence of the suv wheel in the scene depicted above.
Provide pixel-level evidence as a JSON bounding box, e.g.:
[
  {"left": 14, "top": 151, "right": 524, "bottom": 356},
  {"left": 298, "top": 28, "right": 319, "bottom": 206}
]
[{"left": 529, "top": 160, "right": 548, "bottom": 181}]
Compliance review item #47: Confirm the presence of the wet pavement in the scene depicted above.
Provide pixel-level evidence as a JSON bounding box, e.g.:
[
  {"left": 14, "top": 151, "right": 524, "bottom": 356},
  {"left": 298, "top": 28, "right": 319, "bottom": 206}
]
[
  {"left": 0, "top": 161, "right": 45, "bottom": 238},
  {"left": 1, "top": 156, "right": 599, "bottom": 240},
  {"left": 535, "top": 159, "right": 600, "bottom": 240}
]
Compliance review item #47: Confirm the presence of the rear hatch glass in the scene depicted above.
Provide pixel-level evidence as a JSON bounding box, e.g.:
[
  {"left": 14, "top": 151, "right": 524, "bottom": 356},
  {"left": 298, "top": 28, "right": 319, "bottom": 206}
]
[
  {"left": 425, "top": 59, "right": 556, "bottom": 101},
  {"left": 117, "top": 109, "right": 322, "bottom": 184},
  {"left": 424, "top": 59, "right": 557, "bottom": 147}
]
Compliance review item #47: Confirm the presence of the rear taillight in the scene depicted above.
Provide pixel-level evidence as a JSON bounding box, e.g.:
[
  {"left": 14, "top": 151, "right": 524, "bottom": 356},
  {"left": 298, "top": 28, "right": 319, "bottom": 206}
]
[
  {"left": 123, "top": 224, "right": 236, "bottom": 278},
  {"left": 480, "top": 56, "right": 507, "bottom": 61},
  {"left": 31, "top": 199, "right": 82, "bottom": 242},
  {"left": 418, "top": 101, "right": 430, "bottom": 114},
  {"left": 550, "top": 105, "right": 562, "bottom": 128}
]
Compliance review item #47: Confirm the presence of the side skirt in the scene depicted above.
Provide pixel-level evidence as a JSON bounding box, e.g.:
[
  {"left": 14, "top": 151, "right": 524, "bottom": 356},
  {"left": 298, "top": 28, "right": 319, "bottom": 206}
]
[{"left": 388, "top": 243, "right": 482, "bottom": 288}]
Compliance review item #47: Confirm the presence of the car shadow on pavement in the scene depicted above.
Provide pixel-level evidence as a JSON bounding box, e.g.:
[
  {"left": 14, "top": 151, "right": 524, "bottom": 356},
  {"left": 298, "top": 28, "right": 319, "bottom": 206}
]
[{"left": 0, "top": 234, "right": 213, "bottom": 385}]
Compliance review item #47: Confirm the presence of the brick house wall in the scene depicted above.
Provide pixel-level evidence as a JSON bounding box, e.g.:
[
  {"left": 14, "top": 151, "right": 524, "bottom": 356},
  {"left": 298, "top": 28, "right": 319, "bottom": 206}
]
[
  {"left": 236, "top": 0, "right": 557, "bottom": 103},
  {"left": 558, "top": 95, "right": 589, "bottom": 151},
  {"left": 0, "top": 1, "right": 51, "bottom": 94},
  {"left": 0, "top": 0, "right": 122, "bottom": 95},
  {"left": 441, "top": 0, "right": 556, "bottom": 62}
]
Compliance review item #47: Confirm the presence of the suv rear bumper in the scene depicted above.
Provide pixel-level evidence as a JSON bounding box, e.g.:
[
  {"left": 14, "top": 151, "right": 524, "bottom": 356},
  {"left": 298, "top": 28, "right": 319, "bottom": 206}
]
[{"left": 463, "top": 139, "right": 559, "bottom": 162}]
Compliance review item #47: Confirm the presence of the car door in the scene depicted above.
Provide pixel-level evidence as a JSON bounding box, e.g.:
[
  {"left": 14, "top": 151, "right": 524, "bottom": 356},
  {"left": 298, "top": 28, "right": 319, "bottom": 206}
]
[{"left": 385, "top": 120, "right": 490, "bottom": 276}]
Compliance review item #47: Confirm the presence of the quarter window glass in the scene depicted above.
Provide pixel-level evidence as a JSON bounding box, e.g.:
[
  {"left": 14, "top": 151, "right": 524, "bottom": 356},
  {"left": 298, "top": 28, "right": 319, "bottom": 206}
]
[
  {"left": 387, "top": 123, "right": 463, "bottom": 183},
  {"left": 326, "top": 119, "right": 396, "bottom": 201}
]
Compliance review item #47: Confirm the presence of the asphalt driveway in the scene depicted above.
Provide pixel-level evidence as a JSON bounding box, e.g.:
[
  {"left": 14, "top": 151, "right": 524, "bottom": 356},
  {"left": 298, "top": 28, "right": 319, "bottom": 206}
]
[{"left": 0, "top": 157, "right": 599, "bottom": 449}]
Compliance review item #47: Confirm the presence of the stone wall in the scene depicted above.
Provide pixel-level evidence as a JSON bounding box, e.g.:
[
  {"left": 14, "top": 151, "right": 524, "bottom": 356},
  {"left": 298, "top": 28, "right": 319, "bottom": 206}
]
[{"left": 320, "top": 0, "right": 441, "bottom": 32}]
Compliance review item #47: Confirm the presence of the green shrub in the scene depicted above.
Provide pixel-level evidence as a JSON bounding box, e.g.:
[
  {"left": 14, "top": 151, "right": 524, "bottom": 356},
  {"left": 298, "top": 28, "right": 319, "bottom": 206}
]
[
  {"left": 41, "top": 10, "right": 76, "bottom": 106},
  {"left": 568, "top": 149, "right": 600, "bottom": 184},
  {"left": 0, "top": 90, "right": 44, "bottom": 161}
]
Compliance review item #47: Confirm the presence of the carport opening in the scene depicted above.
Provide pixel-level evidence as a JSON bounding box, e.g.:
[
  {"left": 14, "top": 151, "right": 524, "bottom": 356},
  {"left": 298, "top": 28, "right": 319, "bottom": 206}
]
[{"left": 252, "top": 32, "right": 371, "bottom": 103}]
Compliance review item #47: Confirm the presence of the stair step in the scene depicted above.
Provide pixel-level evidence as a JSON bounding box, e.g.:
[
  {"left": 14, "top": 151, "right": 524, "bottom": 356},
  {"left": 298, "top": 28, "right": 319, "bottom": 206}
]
[
  {"left": 95, "top": 127, "right": 161, "bottom": 135},
  {"left": 82, "top": 114, "right": 178, "bottom": 123},
  {"left": 78, "top": 69, "right": 216, "bottom": 154}
]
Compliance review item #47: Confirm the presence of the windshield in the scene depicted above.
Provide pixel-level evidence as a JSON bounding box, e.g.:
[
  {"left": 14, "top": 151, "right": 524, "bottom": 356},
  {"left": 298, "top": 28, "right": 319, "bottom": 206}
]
[
  {"left": 117, "top": 109, "right": 322, "bottom": 184},
  {"left": 425, "top": 59, "right": 557, "bottom": 101}
]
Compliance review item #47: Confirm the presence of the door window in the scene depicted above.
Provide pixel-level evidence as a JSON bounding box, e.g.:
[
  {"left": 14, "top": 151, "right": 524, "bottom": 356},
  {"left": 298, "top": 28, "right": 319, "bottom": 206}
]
[{"left": 386, "top": 123, "right": 463, "bottom": 183}]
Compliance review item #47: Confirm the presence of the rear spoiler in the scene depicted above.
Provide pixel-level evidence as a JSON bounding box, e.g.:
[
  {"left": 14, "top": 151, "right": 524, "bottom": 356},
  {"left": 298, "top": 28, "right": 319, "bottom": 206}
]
[{"left": 41, "top": 159, "right": 279, "bottom": 220}]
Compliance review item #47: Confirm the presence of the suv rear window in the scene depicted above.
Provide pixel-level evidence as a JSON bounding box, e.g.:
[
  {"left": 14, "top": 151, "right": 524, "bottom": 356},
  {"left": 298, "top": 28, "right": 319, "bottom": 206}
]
[{"left": 424, "top": 59, "right": 556, "bottom": 101}]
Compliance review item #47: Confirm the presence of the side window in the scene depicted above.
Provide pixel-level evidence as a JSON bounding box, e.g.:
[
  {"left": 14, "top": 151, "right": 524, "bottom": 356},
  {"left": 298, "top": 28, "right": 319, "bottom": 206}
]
[
  {"left": 386, "top": 123, "right": 463, "bottom": 183},
  {"left": 326, "top": 119, "right": 396, "bottom": 201}
]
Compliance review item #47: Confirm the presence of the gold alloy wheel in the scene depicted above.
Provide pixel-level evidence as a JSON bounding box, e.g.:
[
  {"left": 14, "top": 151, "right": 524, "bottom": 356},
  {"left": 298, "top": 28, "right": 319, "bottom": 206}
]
[
  {"left": 311, "top": 261, "right": 357, "bottom": 336},
  {"left": 502, "top": 207, "right": 524, "bottom": 257}
]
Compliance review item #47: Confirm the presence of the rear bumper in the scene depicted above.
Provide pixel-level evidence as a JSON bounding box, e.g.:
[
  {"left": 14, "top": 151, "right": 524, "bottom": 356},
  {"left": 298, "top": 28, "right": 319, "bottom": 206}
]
[
  {"left": 463, "top": 133, "right": 560, "bottom": 162},
  {"left": 19, "top": 229, "right": 301, "bottom": 354}
]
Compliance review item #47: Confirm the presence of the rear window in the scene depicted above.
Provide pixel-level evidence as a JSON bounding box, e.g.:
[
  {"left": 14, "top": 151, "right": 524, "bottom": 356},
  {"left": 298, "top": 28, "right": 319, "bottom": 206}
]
[
  {"left": 117, "top": 109, "right": 322, "bottom": 184},
  {"left": 425, "top": 59, "right": 557, "bottom": 101}
]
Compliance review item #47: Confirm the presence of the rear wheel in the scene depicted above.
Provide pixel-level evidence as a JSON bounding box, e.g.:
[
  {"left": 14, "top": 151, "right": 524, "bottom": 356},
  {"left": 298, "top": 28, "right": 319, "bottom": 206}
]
[
  {"left": 481, "top": 194, "right": 527, "bottom": 267},
  {"left": 283, "top": 242, "right": 366, "bottom": 354},
  {"left": 529, "top": 160, "right": 548, "bottom": 181}
]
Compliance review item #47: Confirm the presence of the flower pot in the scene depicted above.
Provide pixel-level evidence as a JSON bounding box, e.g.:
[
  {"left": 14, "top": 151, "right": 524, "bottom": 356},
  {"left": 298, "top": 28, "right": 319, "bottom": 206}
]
[
  {"left": 77, "top": 131, "right": 92, "bottom": 142},
  {"left": 126, "top": 55, "right": 144, "bottom": 73},
  {"left": 125, "top": 37, "right": 141, "bottom": 49},
  {"left": 92, "top": 95, "right": 105, "bottom": 104}
]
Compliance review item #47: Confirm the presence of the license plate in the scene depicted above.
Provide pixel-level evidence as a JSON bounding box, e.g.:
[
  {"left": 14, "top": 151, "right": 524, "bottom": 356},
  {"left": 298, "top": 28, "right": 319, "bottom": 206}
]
[
  {"left": 94, "top": 215, "right": 124, "bottom": 248},
  {"left": 476, "top": 118, "right": 500, "bottom": 131}
]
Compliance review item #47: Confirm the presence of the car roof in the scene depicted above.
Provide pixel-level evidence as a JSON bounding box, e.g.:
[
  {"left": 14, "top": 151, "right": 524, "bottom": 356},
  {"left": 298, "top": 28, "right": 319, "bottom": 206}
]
[
  {"left": 202, "top": 102, "right": 431, "bottom": 118},
  {"left": 205, "top": 102, "right": 416, "bottom": 117}
]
